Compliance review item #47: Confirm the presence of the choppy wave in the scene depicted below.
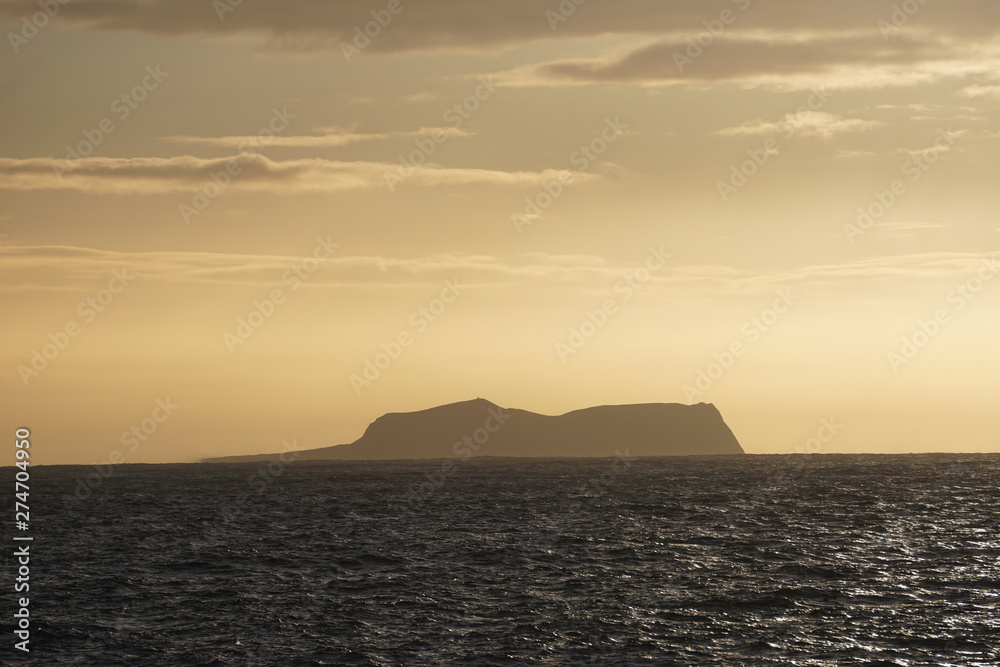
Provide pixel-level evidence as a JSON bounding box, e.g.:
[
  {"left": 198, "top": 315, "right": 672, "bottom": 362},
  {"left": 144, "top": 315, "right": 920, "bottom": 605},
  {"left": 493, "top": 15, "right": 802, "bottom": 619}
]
[{"left": 19, "top": 453, "right": 1000, "bottom": 665}]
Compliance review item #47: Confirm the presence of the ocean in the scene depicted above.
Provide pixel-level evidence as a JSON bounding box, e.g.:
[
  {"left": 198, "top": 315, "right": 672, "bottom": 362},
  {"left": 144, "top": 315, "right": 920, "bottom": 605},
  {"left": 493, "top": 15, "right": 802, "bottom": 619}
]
[{"left": 9, "top": 453, "right": 1000, "bottom": 665}]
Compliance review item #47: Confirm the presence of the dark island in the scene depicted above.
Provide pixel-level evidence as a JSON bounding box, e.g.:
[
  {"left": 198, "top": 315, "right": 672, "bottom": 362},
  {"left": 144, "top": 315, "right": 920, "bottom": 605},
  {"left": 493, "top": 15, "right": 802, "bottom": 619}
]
[{"left": 204, "top": 399, "right": 744, "bottom": 463}]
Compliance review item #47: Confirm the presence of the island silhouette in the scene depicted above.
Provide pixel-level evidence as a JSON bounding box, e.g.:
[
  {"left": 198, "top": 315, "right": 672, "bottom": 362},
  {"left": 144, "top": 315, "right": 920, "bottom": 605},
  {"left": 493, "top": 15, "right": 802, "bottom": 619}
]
[{"left": 204, "top": 399, "right": 744, "bottom": 462}]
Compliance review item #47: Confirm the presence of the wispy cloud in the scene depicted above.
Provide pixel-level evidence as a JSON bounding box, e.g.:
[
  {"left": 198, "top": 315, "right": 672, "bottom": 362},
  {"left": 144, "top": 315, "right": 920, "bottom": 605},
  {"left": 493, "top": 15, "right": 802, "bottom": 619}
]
[
  {"left": 836, "top": 149, "right": 879, "bottom": 159},
  {"left": 497, "top": 33, "right": 1000, "bottom": 91},
  {"left": 714, "top": 111, "right": 881, "bottom": 139},
  {"left": 400, "top": 92, "right": 440, "bottom": 104},
  {"left": 877, "top": 222, "right": 947, "bottom": 232},
  {"left": 0, "top": 155, "right": 590, "bottom": 194},
  {"left": 960, "top": 84, "right": 1000, "bottom": 98},
  {"left": 0, "top": 246, "right": 641, "bottom": 292},
  {"left": 875, "top": 222, "right": 948, "bottom": 238},
  {"left": 900, "top": 129, "right": 966, "bottom": 157},
  {"left": 1, "top": 0, "right": 997, "bottom": 53},
  {"left": 161, "top": 126, "right": 471, "bottom": 149},
  {"left": 2, "top": 246, "right": 995, "bottom": 296}
]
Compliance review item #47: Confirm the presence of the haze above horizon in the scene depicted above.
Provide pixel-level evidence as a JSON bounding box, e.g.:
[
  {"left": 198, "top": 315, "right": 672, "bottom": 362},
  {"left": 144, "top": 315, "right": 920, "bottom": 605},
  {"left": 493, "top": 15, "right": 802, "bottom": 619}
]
[{"left": 2, "top": 0, "right": 998, "bottom": 464}]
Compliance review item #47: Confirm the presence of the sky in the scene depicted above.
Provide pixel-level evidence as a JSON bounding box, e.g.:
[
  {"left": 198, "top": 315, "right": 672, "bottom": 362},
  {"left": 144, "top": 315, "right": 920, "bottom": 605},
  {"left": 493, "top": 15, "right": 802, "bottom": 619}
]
[{"left": 2, "top": 0, "right": 999, "bottom": 464}]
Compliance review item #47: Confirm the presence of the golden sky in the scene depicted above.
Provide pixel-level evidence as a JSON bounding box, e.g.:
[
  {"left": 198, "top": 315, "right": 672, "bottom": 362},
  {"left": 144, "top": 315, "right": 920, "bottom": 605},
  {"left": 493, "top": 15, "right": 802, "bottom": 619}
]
[{"left": 2, "top": 0, "right": 999, "bottom": 464}]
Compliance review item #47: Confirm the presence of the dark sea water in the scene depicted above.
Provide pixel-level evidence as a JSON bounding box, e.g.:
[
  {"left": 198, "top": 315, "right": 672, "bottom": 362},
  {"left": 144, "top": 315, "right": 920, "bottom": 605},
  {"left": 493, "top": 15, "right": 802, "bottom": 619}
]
[{"left": 8, "top": 453, "right": 1000, "bottom": 666}]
